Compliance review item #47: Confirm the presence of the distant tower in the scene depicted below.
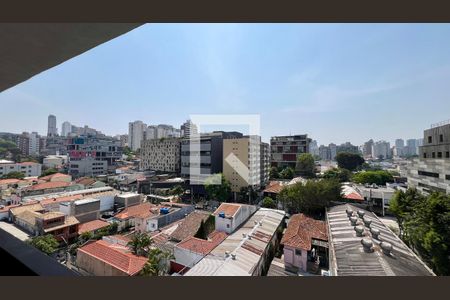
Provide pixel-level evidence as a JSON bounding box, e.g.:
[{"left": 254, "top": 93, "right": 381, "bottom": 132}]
[
  {"left": 61, "top": 121, "right": 72, "bottom": 137},
  {"left": 181, "top": 119, "right": 198, "bottom": 138},
  {"left": 47, "top": 114, "right": 58, "bottom": 137}
]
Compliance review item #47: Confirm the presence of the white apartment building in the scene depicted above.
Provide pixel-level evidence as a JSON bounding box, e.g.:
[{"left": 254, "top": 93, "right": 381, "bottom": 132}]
[
  {"left": 181, "top": 119, "right": 198, "bottom": 138},
  {"left": 128, "top": 120, "right": 147, "bottom": 151},
  {"left": 372, "top": 140, "right": 391, "bottom": 159},
  {"left": 140, "top": 138, "right": 181, "bottom": 173},
  {"left": 61, "top": 121, "right": 72, "bottom": 137},
  {"left": 0, "top": 160, "right": 42, "bottom": 177},
  {"left": 28, "top": 132, "right": 40, "bottom": 156},
  {"left": 47, "top": 114, "right": 58, "bottom": 137}
]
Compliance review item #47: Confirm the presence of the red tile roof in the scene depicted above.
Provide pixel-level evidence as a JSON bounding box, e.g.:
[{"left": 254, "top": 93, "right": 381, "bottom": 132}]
[
  {"left": 344, "top": 192, "right": 364, "bottom": 201},
  {"left": 18, "top": 162, "right": 38, "bottom": 166},
  {"left": 0, "top": 179, "right": 21, "bottom": 185},
  {"left": 27, "top": 181, "right": 71, "bottom": 191},
  {"left": 114, "top": 203, "right": 156, "bottom": 220},
  {"left": 40, "top": 194, "right": 83, "bottom": 206},
  {"left": 78, "top": 219, "right": 110, "bottom": 235},
  {"left": 39, "top": 173, "right": 70, "bottom": 181},
  {"left": 75, "top": 177, "right": 97, "bottom": 186},
  {"left": 212, "top": 203, "right": 241, "bottom": 218},
  {"left": 0, "top": 204, "right": 20, "bottom": 213},
  {"left": 176, "top": 231, "right": 227, "bottom": 255},
  {"left": 281, "top": 214, "right": 328, "bottom": 251},
  {"left": 263, "top": 181, "right": 285, "bottom": 194},
  {"left": 170, "top": 211, "right": 210, "bottom": 242},
  {"left": 77, "top": 240, "right": 147, "bottom": 275}
]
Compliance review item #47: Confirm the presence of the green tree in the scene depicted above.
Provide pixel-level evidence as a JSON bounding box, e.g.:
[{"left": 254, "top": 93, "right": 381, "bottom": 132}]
[
  {"left": 295, "top": 153, "right": 315, "bottom": 178},
  {"left": 322, "top": 167, "right": 351, "bottom": 182},
  {"left": 278, "top": 179, "right": 342, "bottom": 215},
  {"left": 170, "top": 185, "right": 184, "bottom": 196},
  {"left": 352, "top": 170, "right": 394, "bottom": 186},
  {"left": 127, "top": 232, "right": 153, "bottom": 256},
  {"left": 269, "top": 166, "right": 279, "bottom": 179},
  {"left": 336, "top": 152, "right": 365, "bottom": 171},
  {"left": 1, "top": 171, "right": 25, "bottom": 179},
  {"left": 29, "top": 235, "right": 59, "bottom": 255},
  {"left": 262, "top": 197, "right": 276, "bottom": 209},
  {"left": 279, "top": 167, "right": 295, "bottom": 180},
  {"left": 140, "top": 248, "right": 174, "bottom": 276},
  {"left": 195, "top": 219, "right": 207, "bottom": 239},
  {"left": 39, "top": 168, "right": 58, "bottom": 178},
  {"left": 204, "top": 173, "right": 231, "bottom": 202}
]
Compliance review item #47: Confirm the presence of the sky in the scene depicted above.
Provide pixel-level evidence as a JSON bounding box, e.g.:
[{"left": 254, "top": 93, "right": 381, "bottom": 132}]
[{"left": 1, "top": 23, "right": 450, "bottom": 146}]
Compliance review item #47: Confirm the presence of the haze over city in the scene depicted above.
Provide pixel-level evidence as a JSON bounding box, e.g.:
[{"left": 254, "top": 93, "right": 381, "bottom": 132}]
[{"left": 1, "top": 24, "right": 450, "bottom": 145}]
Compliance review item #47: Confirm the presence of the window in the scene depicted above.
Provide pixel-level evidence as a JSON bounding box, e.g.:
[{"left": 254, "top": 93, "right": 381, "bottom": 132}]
[
  {"left": 418, "top": 170, "right": 439, "bottom": 178},
  {"left": 446, "top": 175, "right": 450, "bottom": 181},
  {"left": 226, "top": 224, "right": 230, "bottom": 228},
  {"left": 423, "top": 152, "right": 427, "bottom": 158},
  {"left": 440, "top": 134, "right": 444, "bottom": 142},
  {"left": 428, "top": 136, "right": 432, "bottom": 143},
  {"left": 438, "top": 152, "right": 443, "bottom": 158},
  {"left": 432, "top": 152, "right": 436, "bottom": 158},
  {"left": 295, "top": 249, "right": 302, "bottom": 256}
]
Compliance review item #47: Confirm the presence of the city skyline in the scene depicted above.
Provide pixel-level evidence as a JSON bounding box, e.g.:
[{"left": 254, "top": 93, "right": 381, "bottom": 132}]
[{"left": 1, "top": 24, "right": 450, "bottom": 144}]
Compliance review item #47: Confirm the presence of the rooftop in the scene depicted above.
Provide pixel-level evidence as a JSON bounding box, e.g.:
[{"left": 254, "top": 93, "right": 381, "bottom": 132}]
[
  {"left": 26, "top": 181, "right": 71, "bottom": 191},
  {"left": 39, "top": 173, "right": 70, "bottom": 181},
  {"left": 176, "top": 231, "right": 227, "bottom": 255},
  {"left": 185, "top": 208, "right": 285, "bottom": 276},
  {"left": 77, "top": 239, "right": 147, "bottom": 275},
  {"left": 327, "top": 204, "right": 435, "bottom": 276},
  {"left": 74, "top": 177, "right": 97, "bottom": 186},
  {"left": 212, "top": 203, "right": 243, "bottom": 218},
  {"left": 78, "top": 219, "right": 110, "bottom": 235},
  {"left": 170, "top": 211, "right": 211, "bottom": 242},
  {"left": 281, "top": 213, "right": 328, "bottom": 251}
]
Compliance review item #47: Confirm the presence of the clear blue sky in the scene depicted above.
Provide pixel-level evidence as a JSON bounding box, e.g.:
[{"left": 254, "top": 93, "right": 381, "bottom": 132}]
[{"left": 1, "top": 24, "right": 450, "bottom": 145}]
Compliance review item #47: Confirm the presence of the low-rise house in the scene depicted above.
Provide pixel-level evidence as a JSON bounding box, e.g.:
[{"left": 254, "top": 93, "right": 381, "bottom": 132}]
[
  {"left": 280, "top": 214, "right": 328, "bottom": 274},
  {"left": 326, "top": 204, "right": 435, "bottom": 276},
  {"left": 59, "top": 198, "right": 101, "bottom": 223},
  {"left": 114, "top": 193, "right": 141, "bottom": 208},
  {"left": 0, "top": 161, "right": 42, "bottom": 177},
  {"left": 213, "top": 203, "right": 257, "bottom": 234},
  {"left": 185, "top": 208, "right": 285, "bottom": 276},
  {"left": 174, "top": 231, "right": 227, "bottom": 268},
  {"left": 76, "top": 238, "right": 147, "bottom": 276},
  {"left": 0, "top": 178, "right": 30, "bottom": 190},
  {"left": 78, "top": 219, "right": 110, "bottom": 235},
  {"left": 170, "top": 210, "right": 211, "bottom": 242},
  {"left": 10, "top": 203, "right": 79, "bottom": 242},
  {"left": 39, "top": 173, "right": 72, "bottom": 183},
  {"left": 20, "top": 181, "right": 84, "bottom": 197},
  {"left": 74, "top": 177, "right": 106, "bottom": 189},
  {"left": 43, "top": 155, "right": 68, "bottom": 169}
]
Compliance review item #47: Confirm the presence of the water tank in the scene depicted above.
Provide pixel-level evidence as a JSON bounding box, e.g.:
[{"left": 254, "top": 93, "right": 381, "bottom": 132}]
[
  {"left": 219, "top": 212, "right": 225, "bottom": 218},
  {"left": 160, "top": 207, "right": 169, "bottom": 214}
]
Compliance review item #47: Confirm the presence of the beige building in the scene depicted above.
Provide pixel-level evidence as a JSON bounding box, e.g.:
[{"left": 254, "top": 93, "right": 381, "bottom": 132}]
[
  {"left": 223, "top": 136, "right": 261, "bottom": 193},
  {"left": 140, "top": 138, "right": 180, "bottom": 173}
]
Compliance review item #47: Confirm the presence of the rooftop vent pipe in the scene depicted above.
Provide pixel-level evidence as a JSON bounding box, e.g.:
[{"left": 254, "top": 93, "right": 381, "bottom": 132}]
[
  {"left": 231, "top": 253, "right": 236, "bottom": 260},
  {"left": 361, "top": 238, "right": 373, "bottom": 252},
  {"left": 354, "top": 225, "right": 364, "bottom": 237},
  {"left": 350, "top": 216, "right": 358, "bottom": 226},
  {"left": 363, "top": 217, "right": 372, "bottom": 228},
  {"left": 380, "top": 242, "right": 393, "bottom": 255},
  {"left": 370, "top": 228, "right": 380, "bottom": 240},
  {"left": 225, "top": 251, "right": 230, "bottom": 257},
  {"left": 346, "top": 209, "right": 353, "bottom": 217},
  {"left": 357, "top": 210, "right": 365, "bottom": 218}
]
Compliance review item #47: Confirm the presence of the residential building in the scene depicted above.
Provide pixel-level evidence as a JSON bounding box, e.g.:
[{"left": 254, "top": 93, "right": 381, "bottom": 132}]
[
  {"left": 260, "top": 142, "right": 270, "bottom": 187},
  {"left": 174, "top": 230, "right": 227, "bottom": 268},
  {"left": 329, "top": 143, "right": 337, "bottom": 160},
  {"left": 39, "top": 172, "right": 72, "bottom": 183},
  {"left": 70, "top": 125, "right": 104, "bottom": 137},
  {"left": 402, "top": 121, "right": 450, "bottom": 194},
  {"left": 59, "top": 198, "right": 101, "bottom": 223},
  {"left": 114, "top": 192, "right": 141, "bottom": 208},
  {"left": 270, "top": 134, "right": 312, "bottom": 169},
  {"left": 20, "top": 181, "right": 81, "bottom": 197},
  {"left": 68, "top": 157, "right": 108, "bottom": 177},
  {"left": 43, "top": 155, "right": 68, "bottom": 169},
  {"left": 76, "top": 238, "right": 147, "bottom": 276},
  {"left": 0, "top": 160, "right": 42, "bottom": 177},
  {"left": 327, "top": 204, "right": 435, "bottom": 276},
  {"left": 28, "top": 132, "right": 40, "bottom": 156},
  {"left": 156, "top": 124, "right": 181, "bottom": 139},
  {"left": 180, "top": 131, "right": 243, "bottom": 185},
  {"left": 363, "top": 139, "right": 374, "bottom": 158},
  {"left": 77, "top": 219, "right": 110, "bottom": 235},
  {"left": 43, "top": 136, "right": 68, "bottom": 156},
  {"left": 180, "top": 119, "right": 198, "bottom": 138},
  {"left": 61, "top": 121, "right": 72, "bottom": 137},
  {"left": 308, "top": 140, "right": 319, "bottom": 157},
  {"left": 372, "top": 140, "right": 391, "bottom": 159},
  {"left": 184, "top": 208, "right": 285, "bottom": 276},
  {"left": 128, "top": 120, "right": 147, "bottom": 151},
  {"left": 145, "top": 125, "right": 157, "bottom": 140},
  {"left": 319, "top": 145, "right": 330, "bottom": 160},
  {"left": 281, "top": 214, "right": 328, "bottom": 274},
  {"left": 169, "top": 210, "right": 211, "bottom": 242},
  {"left": 15, "top": 132, "right": 30, "bottom": 156},
  {"left": 336, "top": 142, "right": 359, "bottom": 155},
  {"left": 213, "top": 203, "right": 257, "bottom": 234},
  {"left": 114, "top": 134, "right": 128, "bottom": 147},
  {"left": 223, "top": 135, "right": 261, "bottom": 193},
  {"left": 140, "top": 138, "right": 181, "bottom": 173},
  {"left": 406, "top": 138, "right": 418, "bottom": 156},
  {"left": 47, "top": 114, "right": 58, "bottom": 137}
]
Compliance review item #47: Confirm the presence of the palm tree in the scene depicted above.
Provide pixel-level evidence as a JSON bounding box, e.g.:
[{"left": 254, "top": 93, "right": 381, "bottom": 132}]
[
  {"left": 140, "top": 248, "right": 174, "bottom": 276},
  {"left": 127, "top": 232, "right": 153, "bottom": 256}
]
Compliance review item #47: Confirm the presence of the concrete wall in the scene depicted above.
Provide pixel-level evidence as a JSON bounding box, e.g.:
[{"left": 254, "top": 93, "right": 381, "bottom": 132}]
[
  {"left": 157, "top": 205, "right": 194, "bottom": 229},
  {"left": 283, "top": 246, "right": 307, "bottom": 272}
]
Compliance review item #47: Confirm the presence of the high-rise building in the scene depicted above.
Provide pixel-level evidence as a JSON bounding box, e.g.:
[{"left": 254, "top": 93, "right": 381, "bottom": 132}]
[
  {"left": 128, "top": 121, "right": 147, "bottom": 151},
  {"left": 406, "top": 139, "right": 418, "bottom": 156},
  {"left": 47, "top": 114, "right": 58, "bottom": 137},
  {"left": 28, "top": 132, "right": 40, "bottom": 156},
  {"left": 181, "top": 120, "right": 198, "bottom": 138},
  {"left": 140, "top": 138, "right": 181, "bottom": 173},
  {"left": 223, "top": 135, "right": 261, "bottom": 194},
  {"left": 402, "top": 120, "right": 450, "bottom": 194},
  {"left": 336, "top": 142, "right": 359, "bottom": 155},
  {"left": 319, "top": 145, "right": 330, "bottom": 160},
  {"left": 395, "top": 139, "right": 405, "bottom": 148},
  {"left": 16, "top": 132, "right": 30, "bottom": 156},
  {"left": 372, "top": 140, "right": 391, "bottom": 159},
  {"left": 61, "top": 121, "right": 72, "bottom": 137},
  {"left": 146, "top": 126, "right": 157, "bottom": 140},
  {"left": 329, "top": 143, "right": 337, "bottom": 160},
  {"left": 270, "top": 134, "right": 312, "bottom": 169},
  {"left": 363, "top": 139, "right": 374, "bottom": 158},
  {"left": 308, "top": 140, "right": 319, "bottom": 157},
  {"left": 260, "top": 142, "right": 270, "bottom": 187}
]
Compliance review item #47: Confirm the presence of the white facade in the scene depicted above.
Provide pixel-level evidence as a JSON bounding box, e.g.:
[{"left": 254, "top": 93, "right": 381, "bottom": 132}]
[
  {"left": 43, "top": 155, "right": 68, "bottom": 169},
  {"left": 146, "top": 126, "right": 157, "bottom": 140},
  {"left": 28, "top": 132, "right": 40, "bottom": 156},
  {"left": 61, "top": 121, "right": 72, "bottom": 137},
  {"left": 0, "top": 161, "right": 42, "bottom": 177},
  {"left": 180, "top": 120, "right": 198, "bottom": 138},
  {"left": 215, "top": 204, "right": 257, "bottom": 234},
  {"left": 128, "top": 120, "right": 147, "bottom": 151},
  {"left": 372, "top": 140, "right": 391, "bottom": 159}
]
